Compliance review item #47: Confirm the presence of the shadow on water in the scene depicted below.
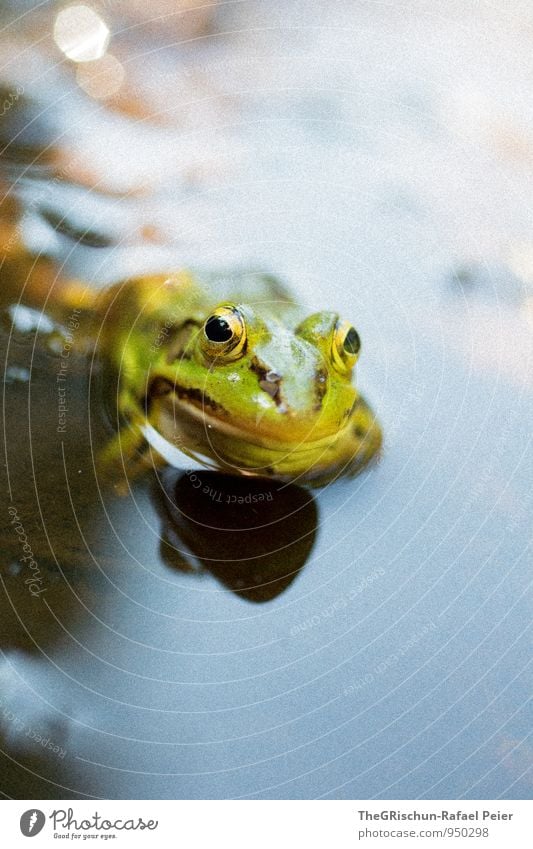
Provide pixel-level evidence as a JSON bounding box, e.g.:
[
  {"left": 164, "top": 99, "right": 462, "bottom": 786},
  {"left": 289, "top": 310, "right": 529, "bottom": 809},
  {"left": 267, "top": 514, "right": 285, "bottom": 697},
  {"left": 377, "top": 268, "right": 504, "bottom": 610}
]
[
  {"left": 0, "top": 315, "right": 107, "bottom": 797},
  {"left": 155, "top": 469, "right": 318, "bottom": 603}
]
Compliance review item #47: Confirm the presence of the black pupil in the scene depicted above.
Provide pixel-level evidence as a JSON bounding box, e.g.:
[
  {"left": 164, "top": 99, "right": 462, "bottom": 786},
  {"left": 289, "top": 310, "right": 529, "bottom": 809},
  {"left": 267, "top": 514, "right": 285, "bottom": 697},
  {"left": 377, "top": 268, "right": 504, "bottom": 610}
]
[
  {"left": 343, "top": 326, "right": 360, "bottom": 355},
  {"left": 205, "top": 316, "right": 233, "bottom": 343}
]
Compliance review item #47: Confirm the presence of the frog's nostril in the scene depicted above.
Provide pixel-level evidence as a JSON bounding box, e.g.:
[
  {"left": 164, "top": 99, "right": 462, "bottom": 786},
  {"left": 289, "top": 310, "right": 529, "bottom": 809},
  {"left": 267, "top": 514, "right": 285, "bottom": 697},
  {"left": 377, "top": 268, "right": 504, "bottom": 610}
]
[
  {"left": 259, "top": 377, "right": 280, "bottom": 399},
  {"left": 251, "top": 357, "right": 284, "bottom": 405}
]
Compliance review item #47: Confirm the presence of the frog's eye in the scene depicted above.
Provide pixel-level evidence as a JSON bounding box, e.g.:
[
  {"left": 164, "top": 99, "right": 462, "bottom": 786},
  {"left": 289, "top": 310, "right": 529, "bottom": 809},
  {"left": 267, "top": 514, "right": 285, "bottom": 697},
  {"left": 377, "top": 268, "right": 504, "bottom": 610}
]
[
  {"left": 201, "top": 305, "right": 246, "bottom": 361},
  {"left": 332, "top": 320, "right": 360, "bottom": 373}
]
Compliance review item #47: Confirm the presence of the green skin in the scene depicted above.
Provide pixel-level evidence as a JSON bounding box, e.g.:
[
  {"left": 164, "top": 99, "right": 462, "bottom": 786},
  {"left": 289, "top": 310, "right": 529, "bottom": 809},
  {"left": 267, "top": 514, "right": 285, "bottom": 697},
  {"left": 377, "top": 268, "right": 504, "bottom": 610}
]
[
  {"left": 2, "top": 241, "right": 381, "bottom": 486},
  {"left": 1, "top": 199, "right": 380, "bottom": 487},
  {"left": 91, "top": 269, "right": 382, "bottom": 487}
]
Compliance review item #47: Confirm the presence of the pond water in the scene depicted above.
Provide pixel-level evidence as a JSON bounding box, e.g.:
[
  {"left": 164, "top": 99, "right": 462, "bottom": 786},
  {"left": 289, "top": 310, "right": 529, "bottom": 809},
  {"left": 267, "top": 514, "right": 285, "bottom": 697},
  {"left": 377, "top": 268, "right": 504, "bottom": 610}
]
[{"left": 0, "top": 1, "right": 531, "bottom": 799}]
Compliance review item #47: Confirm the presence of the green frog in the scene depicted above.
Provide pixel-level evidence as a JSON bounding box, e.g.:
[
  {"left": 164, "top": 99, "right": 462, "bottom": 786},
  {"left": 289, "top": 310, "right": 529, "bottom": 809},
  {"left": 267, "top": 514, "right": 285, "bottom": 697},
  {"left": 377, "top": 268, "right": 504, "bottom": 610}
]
[{"left": 4, "top": 236, "right": 382, "bottom": 487}]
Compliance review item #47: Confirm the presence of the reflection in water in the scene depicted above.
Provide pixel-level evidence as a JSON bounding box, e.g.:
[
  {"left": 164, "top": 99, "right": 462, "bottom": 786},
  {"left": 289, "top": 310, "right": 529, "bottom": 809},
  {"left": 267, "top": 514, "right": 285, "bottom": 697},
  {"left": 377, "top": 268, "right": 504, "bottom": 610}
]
[{"left": 156, "top": 470, "right": 318, "bottom": 603}]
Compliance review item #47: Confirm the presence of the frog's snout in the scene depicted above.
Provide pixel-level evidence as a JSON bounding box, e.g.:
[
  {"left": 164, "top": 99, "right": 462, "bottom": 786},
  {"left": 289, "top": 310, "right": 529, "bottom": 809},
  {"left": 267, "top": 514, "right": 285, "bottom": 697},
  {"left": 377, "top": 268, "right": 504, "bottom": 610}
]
[{"left": 248, "top": 335, "right": 330, "bottom": 418}]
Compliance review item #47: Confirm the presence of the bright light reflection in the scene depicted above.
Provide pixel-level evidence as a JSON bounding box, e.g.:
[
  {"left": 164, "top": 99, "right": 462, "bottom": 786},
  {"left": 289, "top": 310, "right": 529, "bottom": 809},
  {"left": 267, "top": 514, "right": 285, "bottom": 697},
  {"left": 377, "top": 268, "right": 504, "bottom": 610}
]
[{"left": 53, "top": 5, "right": 110, "bottom": 63}]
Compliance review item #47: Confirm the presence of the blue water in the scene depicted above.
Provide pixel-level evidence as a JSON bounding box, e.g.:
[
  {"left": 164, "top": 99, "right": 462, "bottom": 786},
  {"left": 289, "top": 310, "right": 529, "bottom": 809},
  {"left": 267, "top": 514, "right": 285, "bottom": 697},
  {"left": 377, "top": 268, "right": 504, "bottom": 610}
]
[{"left": 0, "top": 0, "right": 531, "bottom": 799}]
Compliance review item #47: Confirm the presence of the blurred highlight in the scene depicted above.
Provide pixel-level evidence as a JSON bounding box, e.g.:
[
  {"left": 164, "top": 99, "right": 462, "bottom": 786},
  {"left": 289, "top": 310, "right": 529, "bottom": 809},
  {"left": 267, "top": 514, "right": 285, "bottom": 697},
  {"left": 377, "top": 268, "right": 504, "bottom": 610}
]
[{"left": 53, "top": 4, "right": 110, "bottom": 63}]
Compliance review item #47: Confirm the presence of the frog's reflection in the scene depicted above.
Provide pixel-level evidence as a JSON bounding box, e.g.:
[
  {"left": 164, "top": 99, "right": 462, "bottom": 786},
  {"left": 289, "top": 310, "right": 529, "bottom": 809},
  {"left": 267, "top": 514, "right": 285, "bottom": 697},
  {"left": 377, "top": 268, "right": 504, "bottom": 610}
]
[{"left": 155, "top": 470, "right": 318, "bottom": 602}]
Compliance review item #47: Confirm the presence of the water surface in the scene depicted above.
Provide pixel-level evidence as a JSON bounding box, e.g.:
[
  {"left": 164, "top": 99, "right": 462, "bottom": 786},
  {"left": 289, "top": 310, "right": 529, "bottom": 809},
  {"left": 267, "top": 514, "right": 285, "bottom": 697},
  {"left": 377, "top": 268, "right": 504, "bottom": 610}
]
[{"left": 0, "top": 0, "right": 531, "bottom": 799}]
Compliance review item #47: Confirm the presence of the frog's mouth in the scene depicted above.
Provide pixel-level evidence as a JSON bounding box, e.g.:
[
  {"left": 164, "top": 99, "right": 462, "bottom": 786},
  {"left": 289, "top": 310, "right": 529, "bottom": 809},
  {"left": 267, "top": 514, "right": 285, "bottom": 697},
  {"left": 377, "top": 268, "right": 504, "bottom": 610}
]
[{"left": 147, "top": 391, "right": 381, "bottom": 485}]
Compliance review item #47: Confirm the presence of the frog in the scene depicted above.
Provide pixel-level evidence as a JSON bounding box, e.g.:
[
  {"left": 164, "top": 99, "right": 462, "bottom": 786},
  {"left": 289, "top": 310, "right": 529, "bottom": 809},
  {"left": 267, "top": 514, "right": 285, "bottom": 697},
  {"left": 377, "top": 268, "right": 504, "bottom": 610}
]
[{"left": 3, "top": 235, "right": 382, "bottom": 487}]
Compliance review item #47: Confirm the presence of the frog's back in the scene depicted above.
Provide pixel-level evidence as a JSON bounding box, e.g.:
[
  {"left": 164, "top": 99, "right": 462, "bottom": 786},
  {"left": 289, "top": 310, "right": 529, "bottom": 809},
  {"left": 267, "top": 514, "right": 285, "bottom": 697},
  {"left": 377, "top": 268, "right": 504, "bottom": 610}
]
[
  {"left": 93, "top": 267, "right": 297, "bottom": 376},
  {"left": 97, "top": 268, "right": 294, "bottom": 321}
]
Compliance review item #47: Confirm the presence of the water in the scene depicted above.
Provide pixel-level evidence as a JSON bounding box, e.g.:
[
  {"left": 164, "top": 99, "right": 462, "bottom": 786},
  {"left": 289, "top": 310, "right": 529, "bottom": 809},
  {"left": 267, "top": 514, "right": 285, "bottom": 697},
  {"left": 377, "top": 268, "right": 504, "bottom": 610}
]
[{"left": 0, "top": 1, "right": 531, "bottom": 799}]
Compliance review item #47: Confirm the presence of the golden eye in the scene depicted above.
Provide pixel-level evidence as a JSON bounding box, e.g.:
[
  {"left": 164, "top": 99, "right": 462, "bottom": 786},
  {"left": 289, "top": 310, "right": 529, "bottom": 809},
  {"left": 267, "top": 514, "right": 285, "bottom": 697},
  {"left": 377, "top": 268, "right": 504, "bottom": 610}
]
[
  {"left": 201, "top": 305, "right": 246, "bottom": 361},
  {"left": 332, "top": 320, "right": 360, "bottom": 372}
]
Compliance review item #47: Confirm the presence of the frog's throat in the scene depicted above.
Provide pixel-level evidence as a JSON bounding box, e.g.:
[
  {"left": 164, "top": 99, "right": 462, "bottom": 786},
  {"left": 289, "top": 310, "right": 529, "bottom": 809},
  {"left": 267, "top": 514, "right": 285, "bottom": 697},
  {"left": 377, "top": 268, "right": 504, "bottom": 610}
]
[
  {"left": 152, "top": 393, "right": 382, "bottom": 483},
  {"left": 158, "top": 394, "right": 342, "bottom": 452}
]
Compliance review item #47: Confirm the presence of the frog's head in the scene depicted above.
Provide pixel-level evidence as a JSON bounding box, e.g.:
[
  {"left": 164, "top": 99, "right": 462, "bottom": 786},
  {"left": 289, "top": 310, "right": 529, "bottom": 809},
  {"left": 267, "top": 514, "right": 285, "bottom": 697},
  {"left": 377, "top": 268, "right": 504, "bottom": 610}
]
[{"left": 153, "top": 302, "right": 380, "bottom": 484}]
